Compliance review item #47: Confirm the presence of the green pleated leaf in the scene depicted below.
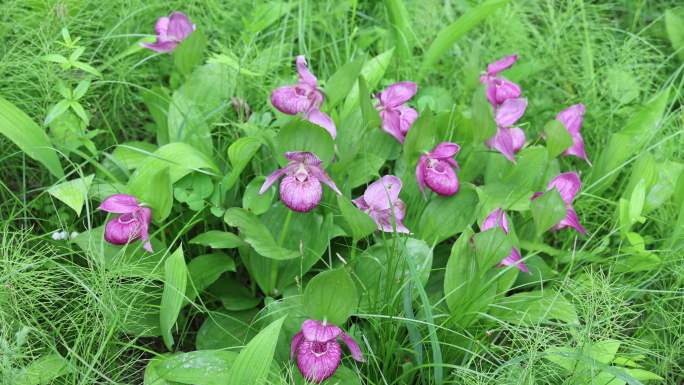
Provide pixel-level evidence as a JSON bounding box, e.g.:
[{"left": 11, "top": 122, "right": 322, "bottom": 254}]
[
  {"left": 47, "top": 174, "right": 94, "bottom": 216},
  {"left": 275, "top": 119, "right": 335, "bottom": 167},
  {"left": 225, "top": 136, "right": 262, "bottom": 190},
  {"left": 417, "top": 185, "right": 478, "bottom": 245},
  {"left": 186, "top": 253, "right": 236, "bottom": 302},
  {"left": 473, "top": 227, "right": 513, "bottom": 270},
  {"left": 337, "top": 194, "right": 377, "bottom": 240},
  {"left": 223, "top": 208, "right": 298, "bottom": 260},
  {"left": 190, "top": 230, "right": 246, "bottom": 249},
  {"left": 665, "top": 9, "right": 684, "bottom": 62},
  {"left": 0, "top": 96, "right": 64, "bottom": 178},
  {"left": 530, "top": 189, "right": 567, "bottom": 235},
  {"left": 152, "top": 350, "right": 238, "bottom": 385},
  {"left": 324, "top": 56, "right": 366, "bottom": 108},
  {"left": 544, "top": 120, "right": 573, "bottom": 158},
  {"left": 342, "top": 49, "right": 395, "bottom": 117},
  {"left": 303, "top": 268, "right": 358, "bottom": 325},
  {"left": 160, "top": 246, "right": 188, "bottom": 350},
  {"left": 491, "top": 290, "right": 579, "bottom": 325},
  {"left": 15, "top": 354, "right": 71, "bottom": 385},
  {"left": 174, "top": 30, "right": 207, "bottom": 76},
  {"left": 242, "top": 176, "right": 273, "bottom": 215},
  {"left": 226, "top": 316, "right": 285, "bottom": 385}
]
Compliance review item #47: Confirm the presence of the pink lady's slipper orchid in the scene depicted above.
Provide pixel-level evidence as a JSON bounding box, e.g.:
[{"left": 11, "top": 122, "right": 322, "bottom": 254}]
[
  {"left": 486, "top": 97, "right": 527, "bottom": 162},
  {"left": 481, "top": 208, "right": 529, "bottom": 273},
  {"left": 291, "top": 319, "right": 364, "bottom": 383},
  {"left": 141, "top": 12, "right": 195, "bottom": 53},
  {"left": 556, "top": 104, "right": 591, "bottom": 164},
  {"left": 259, "top": 151, "right": 341, "bottom": 213},
  {"left": 271, "top": 56, "right": 337, "bottom": 138},
  {"left": 98, "top": 194, "right": 153, "bottom": 252},
  {"left": 480, "top": 54, "right": 522, "bottom": 107},
  {"left": 532, "top": 172, "right": 588, "bottom": 235},
  {"left": 416, "top": 142, "right": 461, "bottom": 196},
  {"left": 375, "top": 82, "right": 418, "bottom": 144},
  {"left": 353, "top": 175, "right": 409, "bottom": 233}
]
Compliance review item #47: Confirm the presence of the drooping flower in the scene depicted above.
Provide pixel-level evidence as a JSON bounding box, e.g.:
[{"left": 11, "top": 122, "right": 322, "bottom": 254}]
[
  {"left": 532, "top": 172, "right": 588, "bottom": 235},
  {"left": 480, "top": 54, "right": 522, "bottom": 107},
  {"left": 556, "top": 104, "right": 591, "bottom": 164},
  {"left": 486, "top": 97, "right": 528, "bottom": 162},
  {"left": 416, "top": 142, "right": 461, "bottom": 196},
  {"left": 291, "top": 319, "right": 364, "bottom": 383},
  {"left": 141, "top": 12, "right": 195, "bottom": 53},
  {"left": 481, "top": 208, "right": 529, "bottom": 273},
  {"left": 259, "top": 151, "right": 341, "bottom": 212},
  {"left": 353, "top": 175, "right": 409, "bottom": 233},
  {"left": 271, "top": 56, "right": 336, "bottom": 138},
  {"left": 98, "top": 194, "right": 153, "bottom": 252},
  {"left": 375, "top": 82, "right": 418, "bottom": 144}
]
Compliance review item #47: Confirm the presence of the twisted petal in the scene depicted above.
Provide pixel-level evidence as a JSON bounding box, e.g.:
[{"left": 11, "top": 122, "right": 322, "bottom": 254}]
[
  {"left": 486, "top": 127, "right": 526, "bottom": 162},
  {"left": 486, "top": 54, "right": 518, "bottom": 76},
  {"left": 371, "top": 202, "right": 409, "bottom": 234},
  {"left": 141, "top": 41, "right": 179, "bottom": 53},
  {"left": 285, "top": 151, "right": 322, "bottom": 166},
  {"left": 271, "top": 85, "right": 317, "bottom": 115},
  {"left": 378, "top": 82, "right": 417, "bottom": 108},
  {"left": 309, "top": 166, "right": 341, "bottom": 195},
  {"left": 167, "top": 12, "right": 195, "bottom": 41},
  {"left": 495, "top": 98, "right": 527, "bottom": 127},
  {"left": 424, "top": 160, "right": 459, "bottom": 196},
  {"left": 154, "top": 16, "right": 170, "bottom": 36},
  {"left": 564, "top": 134, "right": 591, "bottom": 164},
  {"left": 547, "top": 172, "right": 581, "bottom": 204},
  {"left": 487, "top": 78, "right": 522, "bottom": 106},
  {"left": 556, "top": 104, "right": 585, "bottom": 134},
  {"left": 380, "top": 109, "right": 406, "bottom": 143},
  {"left": 139, "top": 207, "right": 153, "bottom": 252},
  {"left": 397, "top": 105, "right": 418, "bottom": 135},
  {"left": 341, "top": 332, "right": 364, "bottom": 362},
  {"left": 280, "top": 175, "right": 323, "bottom": 212},
  {"left": 301, "top": 320, "right": 342, "bottom": 342},
  {"left": 352, "top": 196, "right": 370, "bottom": 211},
  {"left": 430, "top": 142, "right": 460, "bottom": 159},
  {"left": 499, "top": 247, "right": 529, "bottom": 273},
  {"left": 555, "top": 206, "right": 587, "bottom": 235},
  {"left": 416, "top": 155, "right": 428, "bottom": 193},
  {"left": 291, "top": 331, "right": 304, "bottom": 360},
  {"left": 363, "top": 175, "right": 402, "bottom": 211},
  {"left": 296, "top": 340, "right": 342, "bottom": 383},
  {"left": 296, "top": 55, "right": 318, "bottom": 87},
  {"left": 259, "top": 167, "right": 288, "bottom": 194},
  {"left": 304, "top": 109, "right": 337, "bottom": 138},
  {"left": 482, "top": 208, "right": 510, "bottom": 234},
  {"left": 99, "top": 194, "right": 140, "bottom": 214}
]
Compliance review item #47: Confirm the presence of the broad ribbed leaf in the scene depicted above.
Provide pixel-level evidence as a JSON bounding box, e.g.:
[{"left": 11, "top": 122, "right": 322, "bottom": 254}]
[
  {"left": 303, "top": 268, "right": 358, "bottom": 325},
  {"left": 223, "top": 208, "right": 298, "bottom": 260},
  {"left": 161, "top": 246, "right": 188, "bottom": 350},
  {"left": 226, "top": 316, "right": 285, "bottom": 385},
  {"left": 47, "top": 174, "right": 94, "bottom": 216},
  {"left": 190, "top": 231, "right": 245, "bottom": 249}
]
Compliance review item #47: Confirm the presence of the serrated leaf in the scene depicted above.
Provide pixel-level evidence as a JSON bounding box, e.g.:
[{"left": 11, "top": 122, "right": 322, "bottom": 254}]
[
  {"left": 160, "top": 246, "right": 188, "bottom": 350},
  {"left": 47, "top": 174, "right": 94, "bottom": 216}
]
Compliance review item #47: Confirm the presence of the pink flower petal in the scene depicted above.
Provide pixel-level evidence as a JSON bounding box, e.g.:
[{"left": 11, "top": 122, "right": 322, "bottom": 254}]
[
  {"left": 547, "top": 172, "right": 581, "bottom": 204},
  {"left": 430, "top": 142, "right": 461, "bottom": 159},
  {"left": 378, "top": 82, "right": 417, "bottom": 108},
  {"left": 495, "top": 98, "right": 527, "bottom": 127},
  {"left": 486, "top": 78, "right": 521, "bottom": 106},
  {"left": 555, "top": 104, "right": 585, "bottom": 134},
  {"left": 304, "top": 109, "right": 337, "bottom": 139},
  {"left": 154, "top": 16, "right": 170, "bottom": 36},
  {"left": 352, "top": 196, "right": 370, "bottom": 212},
  {"left": 291, "top": 331, "right": 304, "bottom": 360},
  {"left": 341, "top": 332, "right": 364, "bottom": 362},
  {"left": 301, "top": 320, "right": 342, "bottom": 342},
  {"left": 296, "top": 55, "right": 318, "bottom": 87},
  {"left": 285, "top": 151, "right": 322, "bottom": 166},
  {"left": 397, "top": 105, "right": 418, "bottom": 135},
  {"left": 271, "top": 85, "right": 317, "bottom": 115},
  {"left": 486, "top": 54, "right": 518, "bottom": 76},
  {"left": 363, "top": 175, "right": 402, "bottom": 211},
  {"left": 380, "top": 109, "right": 406, "bottom": 143},
  {"left": 486, "top": 127, "right": 525, "bottom": 162},
  {"left": 167, "top": 12, "right": 195, "bottom": 41},
  {"left": 498, "top": 247, "right": 529, "bottom": 273},
  {"left": 423, "top": 159, "right": 459, "bottom": 196},
  {"left": 141, "top": 41, "right": 179, "bottom": 53},
  {"left": 259, "top": 167, "right": 288, "bottom": 194},
  {"left": 99, "top": 194, "right": 140, "bottom": 214},
  {"left": 296, "top": 340, "right": 342, "bottom": 383},
  {"left": 482, "top": 208, "right": 510, "bottom": 234},
  {"left": 280, "top": 174, "right": 323, "bottom": 212},
  {"left": 555, "top": 206, "right": 587, "bottom": 235},
  {"left": 308, "top": 165, "right": 341, "bottom": 195},
  {"left": 104, "top": 214, "right": 142, "bottom": 245}
]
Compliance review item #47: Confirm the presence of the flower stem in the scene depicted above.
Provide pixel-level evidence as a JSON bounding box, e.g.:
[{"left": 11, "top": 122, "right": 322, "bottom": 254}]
[{"left": 270, "top": 209, "right": 294, "bottom": 295}]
